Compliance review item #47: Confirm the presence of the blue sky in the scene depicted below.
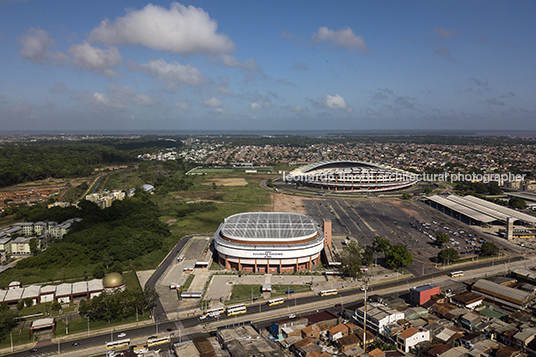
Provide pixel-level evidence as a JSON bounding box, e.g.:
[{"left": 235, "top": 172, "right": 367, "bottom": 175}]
[{"left": 0, "top": 0, "right": 535, "bottom": 132}]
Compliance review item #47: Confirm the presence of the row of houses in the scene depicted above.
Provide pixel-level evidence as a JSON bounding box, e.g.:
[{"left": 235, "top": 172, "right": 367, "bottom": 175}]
[{"left": 1, "top": 279, "right": 104, "bottom": 306}]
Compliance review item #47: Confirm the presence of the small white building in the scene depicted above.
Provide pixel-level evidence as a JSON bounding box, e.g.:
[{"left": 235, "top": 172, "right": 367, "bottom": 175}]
[
  {"left": 21, "top": 285, "right": 41, "bottom": 305},
  {"left": 397, "top": 327, "right": 430, "bottom": 354},
  {"left": 56, "top": 283, "right": 72, "bottom": 303},
  {"left": 40, "top": 285, "right": 56, "bottom": 303},
  {"left": 354, "top": 303, "right": 405, "bottom": 335}
]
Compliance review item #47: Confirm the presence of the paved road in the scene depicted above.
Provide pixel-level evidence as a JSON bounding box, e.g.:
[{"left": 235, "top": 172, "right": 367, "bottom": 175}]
[{"left": 144, "top": 235, "right": 192, "bottom": 322}]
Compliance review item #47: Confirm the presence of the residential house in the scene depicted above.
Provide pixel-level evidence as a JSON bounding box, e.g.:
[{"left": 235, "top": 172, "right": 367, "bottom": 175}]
[
  {"left": 459, "top": 311, "right": 482, "bottom": 331},
  {"left": 451, "top": 292, "right": 484, "bottom": 310},
  {"left": 513, "top": 327, "right": 536, "bottom": 352},
  {"left": 397, "top": 327, "right": 430, "bottom": 354},
  {"left": 328, "top": 323, "right": 359, "bottom": 342}
]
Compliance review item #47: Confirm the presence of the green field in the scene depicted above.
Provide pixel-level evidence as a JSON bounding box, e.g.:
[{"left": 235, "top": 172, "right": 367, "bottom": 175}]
[{"left": 189, "top": 166, "right": 274, "bottom": 174}]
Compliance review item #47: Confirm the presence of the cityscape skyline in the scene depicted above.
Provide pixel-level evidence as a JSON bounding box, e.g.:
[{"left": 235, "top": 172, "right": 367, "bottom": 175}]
[{"left": 1, "top": 0, "right": 535, "bottom": 132}]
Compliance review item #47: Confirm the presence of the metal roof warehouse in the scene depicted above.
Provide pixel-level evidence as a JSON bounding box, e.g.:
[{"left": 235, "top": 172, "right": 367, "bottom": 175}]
[{"left": 424, "top": 194, "right": 536, "bottom": 225}]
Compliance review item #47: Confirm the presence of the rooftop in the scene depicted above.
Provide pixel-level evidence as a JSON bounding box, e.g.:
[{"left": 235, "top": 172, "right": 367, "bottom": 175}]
[{"left": 220, "top": 212, "right": 319, "bottom": 240}]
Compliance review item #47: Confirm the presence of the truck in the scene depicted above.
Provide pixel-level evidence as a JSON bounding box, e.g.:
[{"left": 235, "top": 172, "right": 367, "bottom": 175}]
[{"left": 177, "top": 254, "right": 185, "bottom": 262}]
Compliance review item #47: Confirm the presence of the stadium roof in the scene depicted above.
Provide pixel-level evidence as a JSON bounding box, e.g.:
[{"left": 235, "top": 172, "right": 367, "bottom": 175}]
[
  {"left": 426, "top": 194, "right": 536, "bottom": 224},
  {"left": 221, "top": 212, "right": 318, "bottom": 240}
]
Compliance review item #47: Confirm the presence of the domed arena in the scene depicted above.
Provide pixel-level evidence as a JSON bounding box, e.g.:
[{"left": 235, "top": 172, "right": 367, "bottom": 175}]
[
  {"left": 286, "top": 160, "right": 417, "bottom": 192},
  {"left": 214, "top": 212, "right": 325, "bottom": 273}
]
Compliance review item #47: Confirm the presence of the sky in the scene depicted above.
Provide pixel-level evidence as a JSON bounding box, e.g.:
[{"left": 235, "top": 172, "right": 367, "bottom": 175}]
[{"left": 0, "top": 0, "right": 535, "bottom": 133}]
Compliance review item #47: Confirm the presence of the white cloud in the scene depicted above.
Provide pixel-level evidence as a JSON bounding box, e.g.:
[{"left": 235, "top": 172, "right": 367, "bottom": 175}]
[
  {"left": 433, "top": 46, "right": 452, "bottom": 60},
  {"left": 86, "top": 85, "right": 157, "bottom": 110},
  {"left": 175, "top": 100, "right": 191, "bottom": 110},
  {"left": 133, "top": 59, "right": 206, "bottom": 88},
  {"left": 91, "top": 92, "right": 126, "bottom": 110},
  {"left": 286, "top": 105, "right": 303, "bottom": 112},
  {"left": 316, "top": 94, "right": 353, "bottom": 112},
  {"left": 203, "top": 97, "right": 222, "bottom": 107},
  {"left": 19, "top": 27, "right": 67, "bottom": 64},
  {"left": 89, "top": 2, "right": 235, "bottom": 56},
  {"left": 433, "top": 27, "right": 460, "bottom": 39},
  {"left": 250, "top": 102, "right": 261, "bottom": 110},
  {"left": 218, "top": 55, "right": 258, "bottom": 70},
  {"left": 68, "top": 42, "right": 122, "bottom": 77},
  {"left": 313, "top": 26, "right": 368, "bottom": 52}
]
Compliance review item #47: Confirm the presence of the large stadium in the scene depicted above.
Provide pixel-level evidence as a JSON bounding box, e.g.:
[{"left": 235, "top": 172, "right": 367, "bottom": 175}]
[
  {"left": 213, "top": 212, "right": 326, "bottom": 273},
  {"left": 286, "top": 160, "right": 417, "bottom": 192}
]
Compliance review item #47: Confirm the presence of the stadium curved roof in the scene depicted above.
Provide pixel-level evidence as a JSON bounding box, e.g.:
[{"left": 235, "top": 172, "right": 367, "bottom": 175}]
[
  {"left": 220, "top": 212, "right": 318, "bottom": 240},
  {"left": 294, "top": 160, "right": 385, "bottom": 174}
]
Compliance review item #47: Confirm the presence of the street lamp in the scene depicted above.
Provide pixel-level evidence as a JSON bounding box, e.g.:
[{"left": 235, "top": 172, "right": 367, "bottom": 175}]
[{"left": 87, "top": 317, "right": 90, "bottom": 337}]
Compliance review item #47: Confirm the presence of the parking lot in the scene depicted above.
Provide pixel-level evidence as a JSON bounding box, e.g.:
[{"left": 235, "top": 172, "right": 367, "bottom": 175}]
[{"left": 303, "top": 197, "right": 516, "bottom": 277}]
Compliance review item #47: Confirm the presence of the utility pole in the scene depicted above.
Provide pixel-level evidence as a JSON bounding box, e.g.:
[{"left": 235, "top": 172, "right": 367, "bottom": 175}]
[{"left": 363, "top": 278, "right": 368, "bottom": 354}]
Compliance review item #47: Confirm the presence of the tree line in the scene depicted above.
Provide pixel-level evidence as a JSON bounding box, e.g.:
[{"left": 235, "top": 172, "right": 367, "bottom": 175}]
[{"left": 0, "top": 138, "right": 182, "bottom": 189}]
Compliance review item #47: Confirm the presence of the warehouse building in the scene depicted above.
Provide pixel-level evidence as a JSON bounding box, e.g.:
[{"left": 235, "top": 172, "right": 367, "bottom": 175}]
[{"left": 471, "top": 279, "right": 535, "bottom": 311}]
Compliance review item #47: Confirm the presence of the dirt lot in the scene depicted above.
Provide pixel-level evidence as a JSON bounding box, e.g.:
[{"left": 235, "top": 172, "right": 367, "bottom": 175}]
[
  {"left": 202, "top": 178, "right": 248, "bottom": 187},
  {"left": 270, "top": 192, "right": 307, "bottom": 214}
]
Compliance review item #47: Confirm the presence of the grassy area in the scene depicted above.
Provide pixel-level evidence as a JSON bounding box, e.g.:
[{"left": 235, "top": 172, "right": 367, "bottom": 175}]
[
  {"left": 227, "top": 284, "right": 262, "bottom": 304},
  {"left": 190, "top": 167, "right": 274, "bottom": 174},
  {"left": 123, "top": 271, "right": 142, "bottom": 291},
  {"left": 101, "top": 169, "right": 146, "bottom": 191},
  {"left": 55, "top": 312, "right": 152, "bottom": 338},
  {"left": 271, "top": 284, "right": 311, "bottom": 297},
  {"left": 178, "top": 274, "right": 195, "bottom": 295}
]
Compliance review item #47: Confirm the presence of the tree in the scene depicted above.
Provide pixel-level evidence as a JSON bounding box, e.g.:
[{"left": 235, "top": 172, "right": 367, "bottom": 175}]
[
  {"left": 373, "top": 236, "right": 392, "bottom": 253},
  {"left": 481, "top": 242, "right": 499, "bottom": 256},
  {"left": 362, "top": 246, "right": 375, "bottom": 267},
  {"left": 93, "top": 264, "right": 105, "bottom": 279},
  {"left": 29, "top": 238, "right": 39, "bottom": 256},
  {"left": 16, "top": 300, "right": 24, "bottom": 311},
  {"left": 50, "top": 301, "right": 61, "bottom": 311},
  {"left": 509, "top": 197, "right": 527, "bottom": 209},
  {"left": 435, "top": 233, "right": 450, "bottom": 246},
  {"left": 339, "top": 241, "right": 364, "bottom": 277},
  {"left": 0, "top": 309, "right": 20, "bottom": 341},
  {"left": 24, "top": 298, "right": 34, "bottom": 308},
  {"left": 438, "top": 248, "right": 459, "bottom": 263},
  {"left": 384, "top": 244, "right": 413, "bottom": 270},
  {"left": 402, "top": 193, "right": 412, "bottom": 200}
]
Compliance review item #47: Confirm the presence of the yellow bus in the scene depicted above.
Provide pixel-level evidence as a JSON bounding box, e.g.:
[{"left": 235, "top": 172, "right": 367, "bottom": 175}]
[
  {"left": 226, "top": 304, "right": 247, "bottom": 316},
  {"left": 449, "top": 271, "right": 464, "bottom": 278},
  {"left": 320, "top": 289, "right": 338, "bottom": 296},
  {"left": 267, "top": 298, "right": 284, "bottom": 306},
  {"left": 106, "top": 339, "right": 130, "bottom": 350}
]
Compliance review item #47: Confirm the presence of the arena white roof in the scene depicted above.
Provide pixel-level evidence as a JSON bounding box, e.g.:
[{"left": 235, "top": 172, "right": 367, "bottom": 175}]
[{"left": 221, "top": 212, "right": 318, "bottom": 240}]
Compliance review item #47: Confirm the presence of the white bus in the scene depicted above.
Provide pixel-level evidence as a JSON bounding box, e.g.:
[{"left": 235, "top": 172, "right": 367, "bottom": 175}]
[
  {"left": 226, "top": 304, "right": 247, "bottom": 316},
  {"left": 449, "top": 271, "right": 464, "bottom": 278},
  {"left": 267, "top": 298, "right": 284, "bottom": 306},
  {"left": 147, "top": 336, "right": 171, "bottom": 347},
  {"left": 106, "top": 339, "right": 131, "bottom": 350},
  {"left": 204, "top": 306, "right": 225, "bottom": 317},
  {"left": 320, "top": 289, "right": 338, "bottom": 296}
]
